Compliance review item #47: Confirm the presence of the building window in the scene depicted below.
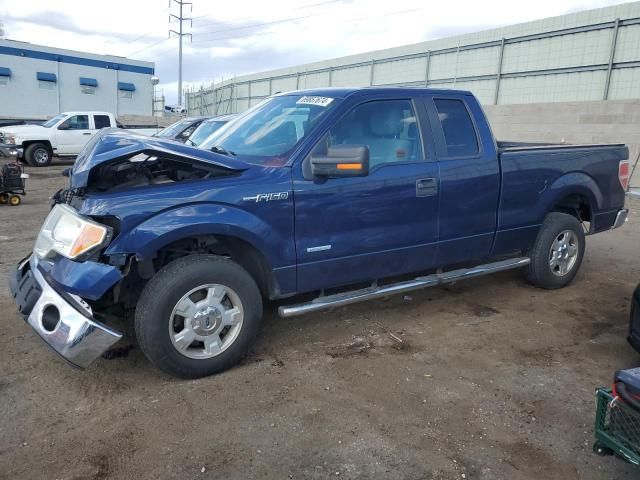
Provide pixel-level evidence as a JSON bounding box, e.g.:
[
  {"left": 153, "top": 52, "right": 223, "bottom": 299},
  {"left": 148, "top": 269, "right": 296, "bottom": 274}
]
[
  {"left": 0, "top": 67, "right": 10, "bottom": 86},
  {"left": 79, "top": 77, "right": 98, "bottom": 95},
  {"left": 117, "top": 82, "right": 135, "bottom": 99},
  {"left": 39, "top": 81, "right": 56, "bottom": 90},
  {"left": 37, "top": 72, "right": 57, "bottom": 91}
]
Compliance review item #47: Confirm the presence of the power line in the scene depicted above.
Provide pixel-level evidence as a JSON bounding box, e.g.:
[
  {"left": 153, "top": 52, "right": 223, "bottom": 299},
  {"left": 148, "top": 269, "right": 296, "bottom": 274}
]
[
  {"left": 128, "top": 0, "right": 342, "bottom": 58},
  {"left": 190, "top": 7, "right": 422, "bottom": 45},
  {"left": 191, "top": 0, "right": 342, "bottom": 25},
  {"left": 124, "top": 6, "right": 171, "bottom": 50},
  {"left": 128, "top": 37, "right": 169, "bottom": 57},
  {"left": 195, "top": 13, "right": 315, "bottom": 39}
]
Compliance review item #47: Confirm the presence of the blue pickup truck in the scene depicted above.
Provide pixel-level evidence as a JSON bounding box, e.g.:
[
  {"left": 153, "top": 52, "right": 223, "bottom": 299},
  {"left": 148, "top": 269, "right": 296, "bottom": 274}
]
[{"left": 10, "top": 87, "right": 630, "bottom": 378}]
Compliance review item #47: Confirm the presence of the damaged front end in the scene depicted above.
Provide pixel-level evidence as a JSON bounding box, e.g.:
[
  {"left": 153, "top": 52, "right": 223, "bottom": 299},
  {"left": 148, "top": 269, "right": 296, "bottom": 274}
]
[
  {"left": 53, "top": 128, "right": 246, "bottom": 206},
  {"left": 12, "top": 129, "right": 248, "bottom": 368}
]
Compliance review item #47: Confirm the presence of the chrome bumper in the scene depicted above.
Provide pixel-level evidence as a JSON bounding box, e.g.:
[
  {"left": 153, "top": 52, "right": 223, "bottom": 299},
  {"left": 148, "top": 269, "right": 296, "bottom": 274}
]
[
  {"left": 13, "top": 257, "right": 122, "bottom": 368},
  {"left": 0, "top": 143, "right": 22, "bottom": 158},
  {"left": 612, "top": 208, "right": 629, "bottom": 229}
]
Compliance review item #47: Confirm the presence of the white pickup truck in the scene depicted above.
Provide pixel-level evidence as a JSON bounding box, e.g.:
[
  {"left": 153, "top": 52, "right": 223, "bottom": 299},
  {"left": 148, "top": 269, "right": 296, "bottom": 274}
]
[{"left": 0, "top": 111, "right": 159, "bottom": 166}]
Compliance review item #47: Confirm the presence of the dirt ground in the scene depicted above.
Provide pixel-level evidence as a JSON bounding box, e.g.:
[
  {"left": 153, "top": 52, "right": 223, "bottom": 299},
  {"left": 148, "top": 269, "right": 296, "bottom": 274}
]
[{"left": 1, "top": 161, "right": 639, "bottom": 480}]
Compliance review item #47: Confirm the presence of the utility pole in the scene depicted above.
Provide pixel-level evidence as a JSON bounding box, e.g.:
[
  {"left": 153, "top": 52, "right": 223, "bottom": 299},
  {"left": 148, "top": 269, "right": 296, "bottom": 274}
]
[{"left": 169, "top": 0, "right": 192, "bottom": 109}]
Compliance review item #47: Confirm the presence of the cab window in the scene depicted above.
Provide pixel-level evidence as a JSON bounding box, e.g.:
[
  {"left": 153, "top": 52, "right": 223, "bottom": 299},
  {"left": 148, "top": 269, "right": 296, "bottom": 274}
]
[
  {"left": 316, "top": 99, "right": 423, "bottom": 169},
  {"left": 59, "top": 115, "right": 89, "bottom": 130},
  {"left": 94, "top": 115, "right": 111, "bottom": 130},
  {"left": 433, "top": 98, "right": 479, "bottom": 157}
]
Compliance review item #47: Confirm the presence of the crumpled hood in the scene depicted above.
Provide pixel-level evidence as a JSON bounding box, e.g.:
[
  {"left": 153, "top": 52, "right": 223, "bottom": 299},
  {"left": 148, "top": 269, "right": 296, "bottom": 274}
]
[{"left": 71, "top": 128, "right": 248, "bottom": 189}]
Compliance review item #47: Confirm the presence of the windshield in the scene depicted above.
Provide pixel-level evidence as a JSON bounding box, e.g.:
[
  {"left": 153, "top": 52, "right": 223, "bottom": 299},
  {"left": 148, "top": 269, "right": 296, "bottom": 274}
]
[
  {"left": 157, "top": 119, "right": 194, "bottom": 138},
  {"left": 187, "top": 119, "right": 229, "bottom": 146},
  {"left": 42, "top": 114, "right": 68, "bottom": 128},
  {"left": 200, "top": 94, "right": 340, "bottom": 165}
]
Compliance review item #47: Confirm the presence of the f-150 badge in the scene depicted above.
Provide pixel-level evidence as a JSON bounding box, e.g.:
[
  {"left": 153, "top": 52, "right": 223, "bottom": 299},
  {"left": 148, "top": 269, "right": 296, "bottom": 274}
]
[{"left": 243, "top": 192, "right": 289, "bottom": 202}]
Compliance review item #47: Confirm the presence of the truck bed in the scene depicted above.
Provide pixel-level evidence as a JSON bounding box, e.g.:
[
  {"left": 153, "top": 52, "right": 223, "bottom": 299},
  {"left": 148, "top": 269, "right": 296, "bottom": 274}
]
[{"left": 495, "top": 141, "right": 628, "bottom": 256}]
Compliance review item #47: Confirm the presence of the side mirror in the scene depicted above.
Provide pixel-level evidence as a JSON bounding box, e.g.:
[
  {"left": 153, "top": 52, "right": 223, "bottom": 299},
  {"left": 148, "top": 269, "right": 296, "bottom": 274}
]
[
  {"left": 311, "top": 145, "right": 369, "bottom": 177},
  {"left": 57, "top": 124, "right": 69, "bottom": 131}
]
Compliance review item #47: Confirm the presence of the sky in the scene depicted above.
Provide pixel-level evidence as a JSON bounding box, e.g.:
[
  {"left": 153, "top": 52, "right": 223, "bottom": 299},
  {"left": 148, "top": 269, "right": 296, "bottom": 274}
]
[{"left": 0, "top": 0, "right": 632, "bottom": 104}]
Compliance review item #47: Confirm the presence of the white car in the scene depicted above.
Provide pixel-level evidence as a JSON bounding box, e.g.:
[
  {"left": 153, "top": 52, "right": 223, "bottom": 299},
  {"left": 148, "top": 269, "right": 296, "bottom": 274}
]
[{"left": 0, "top": 112, "right": 159, "bottom": 166}]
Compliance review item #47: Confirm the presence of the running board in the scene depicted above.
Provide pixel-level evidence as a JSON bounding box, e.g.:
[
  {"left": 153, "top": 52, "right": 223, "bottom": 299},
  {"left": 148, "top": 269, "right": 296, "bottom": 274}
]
[{"left": 278, "top": 257, "right": 530, "bottom": 318}]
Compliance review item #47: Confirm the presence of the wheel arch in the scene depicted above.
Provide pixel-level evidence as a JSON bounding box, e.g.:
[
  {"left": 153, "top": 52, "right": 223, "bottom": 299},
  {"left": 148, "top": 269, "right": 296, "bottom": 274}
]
[
  {"left": 151, "top": 233, "right": 281, "bottom": 300},
  {"left": 543, "top": 172, "right": 602, "bottom": 226},
  {"left": 22, "top": 139, "right": 53, "bottom": 153}
]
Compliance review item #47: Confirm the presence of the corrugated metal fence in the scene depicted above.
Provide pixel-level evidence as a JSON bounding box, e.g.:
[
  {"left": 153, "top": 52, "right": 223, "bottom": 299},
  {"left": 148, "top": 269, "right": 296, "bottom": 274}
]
[{"left": 186, "top": 14, "right": 640, "bottom": 115}]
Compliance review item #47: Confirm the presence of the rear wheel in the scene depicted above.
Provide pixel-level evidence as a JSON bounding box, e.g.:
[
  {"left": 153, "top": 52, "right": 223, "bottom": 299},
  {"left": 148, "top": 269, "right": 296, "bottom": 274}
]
[
  {"left": 135, "top": 255, "right": 263, "bottom": 379},
  {"left": 25, "top": 143, "right": 52, "bottom": 167},
  {"left": 525, "top": 212, "right": 585, "bottom": 289},
  {"left": 0, "top": 193, "right": 7, "bottom": 204},
  {"left": 8, "top": 194, "right": 21, "bottom": 206}
]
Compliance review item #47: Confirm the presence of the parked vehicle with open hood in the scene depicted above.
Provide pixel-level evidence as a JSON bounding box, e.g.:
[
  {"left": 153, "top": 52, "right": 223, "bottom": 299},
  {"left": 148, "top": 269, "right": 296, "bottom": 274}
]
[{"left": 9, "top": 87, "right": 629, "bottom": 378}]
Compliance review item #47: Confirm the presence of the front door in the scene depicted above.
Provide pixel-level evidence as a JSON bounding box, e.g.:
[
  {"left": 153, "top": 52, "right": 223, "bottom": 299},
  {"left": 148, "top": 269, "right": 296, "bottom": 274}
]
[
  {"left": 293, "top": 98, "right": 440, "bottom": 293},
  {"left": 56, "top": 114, "right": 92, "bottom": 154}
]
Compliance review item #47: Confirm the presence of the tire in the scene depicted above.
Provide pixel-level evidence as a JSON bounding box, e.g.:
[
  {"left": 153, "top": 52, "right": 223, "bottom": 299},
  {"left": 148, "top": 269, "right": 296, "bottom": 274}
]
[
  {"left": 135, "top": 255, "right": 263, "bottom": 379},
  {"left": 25, "top": 143, "right": 52, "bottom": 167},
  {"left": 0, "top": 193, "right": 7, "bottom": 204},
  {"left": 9, "top": 194, "right": 21, "bottom": 206},
  {"left": 525, "top": 212, "right": 585, "bottom": 289}
]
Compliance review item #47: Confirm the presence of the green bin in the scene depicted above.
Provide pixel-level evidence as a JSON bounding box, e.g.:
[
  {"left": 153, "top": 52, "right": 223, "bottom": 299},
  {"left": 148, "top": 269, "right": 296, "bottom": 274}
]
[{"left": 594, "top": 387, "right": 640, "bottom": 464}]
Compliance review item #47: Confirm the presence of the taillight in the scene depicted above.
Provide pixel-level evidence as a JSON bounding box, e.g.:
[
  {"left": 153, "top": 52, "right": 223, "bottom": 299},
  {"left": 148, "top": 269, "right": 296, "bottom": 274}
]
[{"left": 619, "top": 160, "right": 630, "bottom": 191}]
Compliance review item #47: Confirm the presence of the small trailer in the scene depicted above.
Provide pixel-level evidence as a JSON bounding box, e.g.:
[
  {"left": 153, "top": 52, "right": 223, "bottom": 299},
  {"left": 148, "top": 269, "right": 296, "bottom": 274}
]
[{"left": 0, "top": 161, "right": 27, "bottom": 206}]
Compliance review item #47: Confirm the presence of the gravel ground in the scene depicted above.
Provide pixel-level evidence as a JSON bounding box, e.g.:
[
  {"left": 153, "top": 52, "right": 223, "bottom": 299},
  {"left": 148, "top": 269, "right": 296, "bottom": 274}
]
[{"left": 0, "top": 161, "right": 639, "bottom": 480}]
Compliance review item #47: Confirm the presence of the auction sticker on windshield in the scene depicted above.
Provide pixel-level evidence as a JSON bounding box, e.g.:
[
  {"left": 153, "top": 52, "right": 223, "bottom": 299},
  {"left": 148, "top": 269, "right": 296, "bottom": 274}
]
[{"left": 296, "top": 96, "right": 334, "bottom": 107}]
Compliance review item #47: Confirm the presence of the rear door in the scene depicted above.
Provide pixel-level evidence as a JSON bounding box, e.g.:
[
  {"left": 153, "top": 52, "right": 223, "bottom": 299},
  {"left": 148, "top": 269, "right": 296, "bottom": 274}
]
[
  {"left": 293, "top": 96, "right": 440, "bottom": 293},
  {"left": 423, "top": 95, "right": 500, "bottom": 266},
  {"left": 56, "top": 114, "right": 92, "bottom": 154}
]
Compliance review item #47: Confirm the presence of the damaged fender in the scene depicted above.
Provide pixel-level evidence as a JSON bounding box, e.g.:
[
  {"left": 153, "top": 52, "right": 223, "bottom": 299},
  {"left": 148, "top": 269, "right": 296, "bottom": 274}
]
[{"left": 39, "top": 256, "right": 123, "bottom": 301}]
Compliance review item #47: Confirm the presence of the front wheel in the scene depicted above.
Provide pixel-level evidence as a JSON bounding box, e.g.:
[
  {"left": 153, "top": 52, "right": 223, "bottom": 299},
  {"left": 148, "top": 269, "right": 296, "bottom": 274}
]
[
  {"left": 135, "top": 255, "right": 263, "bottom": 379},
  {"left": 525, "top": 212, "right": 585, "bottom": 289},
  {"left": 25, "top": 143, "right": 52, "bottom": 167}
]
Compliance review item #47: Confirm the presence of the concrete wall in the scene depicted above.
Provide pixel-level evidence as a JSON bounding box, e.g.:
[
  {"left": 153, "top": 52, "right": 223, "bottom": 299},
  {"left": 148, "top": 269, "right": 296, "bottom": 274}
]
[
  {"left": 483, "top": 99, "right": 640, "bottom": 187},
  {"left": 0, "top": 39, "right": 155, "bottom": 117}
]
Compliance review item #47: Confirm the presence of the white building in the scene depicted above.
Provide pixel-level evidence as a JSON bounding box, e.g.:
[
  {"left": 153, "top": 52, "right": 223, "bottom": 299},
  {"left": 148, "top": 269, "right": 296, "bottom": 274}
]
[{"left": 0, "top": 39, "right": 155, "bottom": 118}]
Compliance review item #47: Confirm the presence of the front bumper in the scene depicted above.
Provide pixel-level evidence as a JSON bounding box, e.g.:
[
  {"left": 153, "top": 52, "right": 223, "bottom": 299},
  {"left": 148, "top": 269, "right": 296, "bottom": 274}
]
[
  {"left": 0, "top": 143, "right": 23, "bottom": 159},
  {"left": 9, "top": 256, "right": 122, "bottom": 368}
]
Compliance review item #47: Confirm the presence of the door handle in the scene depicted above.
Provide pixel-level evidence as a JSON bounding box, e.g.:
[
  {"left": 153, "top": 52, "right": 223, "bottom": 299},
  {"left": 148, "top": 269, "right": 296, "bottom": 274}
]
[
  {"left": 82, "top": 132, "right": 92, "bottom": 135},
  {"left": 416, "top": 178, "right": 437, "bottom": 197}
]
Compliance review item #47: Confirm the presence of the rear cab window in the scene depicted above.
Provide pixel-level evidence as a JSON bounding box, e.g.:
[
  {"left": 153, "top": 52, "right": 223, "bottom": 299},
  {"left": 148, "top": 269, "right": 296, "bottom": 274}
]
[
  {"left": 433, "top": 98, "right": 479, "bottom": 158},
  {"left": 93, "top": 115, "right": 111, "bottom": 130}
]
